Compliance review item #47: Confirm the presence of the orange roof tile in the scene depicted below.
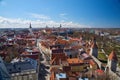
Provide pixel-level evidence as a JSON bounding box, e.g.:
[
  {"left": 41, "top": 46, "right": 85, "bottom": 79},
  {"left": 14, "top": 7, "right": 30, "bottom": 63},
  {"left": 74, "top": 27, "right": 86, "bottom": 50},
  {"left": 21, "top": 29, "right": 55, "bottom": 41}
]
[
  {"left": 96, "top": 69, "right": 104, "bottom": 73},
  {"left": 89, "top": 60, "right": 96, "bottom": 66},
  {"left": 108, "top": 51, "right": 118, "bottom": 61},
  {"left": 67, "top": 58, "right": 83, "bottom": 64},
  {"left": 51, "top": 57, "right": 57, "bottom": 64},
  {"left": 56, "top": 39, "right": 69, "bottom": 45},
  {"left": 50, "top": 72, "right": 55, "bottom": 80},
  {"left": 50, "top": 67, "right": 62, "bottom": 72},
  {"left": 69, "top": 39, "right": 78, "bottom": 43},
  {"left": 95, "top": 69, "right": 104, "bottom": 75},
  {"left": 71, "top": 38, "right": 80, "bottom": 41}
]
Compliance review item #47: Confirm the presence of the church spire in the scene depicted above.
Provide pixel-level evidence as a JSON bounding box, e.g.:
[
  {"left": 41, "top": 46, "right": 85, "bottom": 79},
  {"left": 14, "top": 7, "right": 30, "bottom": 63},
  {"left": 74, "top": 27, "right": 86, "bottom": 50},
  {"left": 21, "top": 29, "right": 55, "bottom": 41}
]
[
  {"left": 29, "top": 23, "right": 32, "bottom": 28},
  {"left": 108, "top": 51, "right": 118, "bottom": 61},
  {"left": 28, "top": 23, "right": 34, "bottom": 37},
  {"left": 60, "top": 24, "right": 62, "bottom": 28},
  {"left": 107, "top": 50, "right": 118, "bottom": 72}
]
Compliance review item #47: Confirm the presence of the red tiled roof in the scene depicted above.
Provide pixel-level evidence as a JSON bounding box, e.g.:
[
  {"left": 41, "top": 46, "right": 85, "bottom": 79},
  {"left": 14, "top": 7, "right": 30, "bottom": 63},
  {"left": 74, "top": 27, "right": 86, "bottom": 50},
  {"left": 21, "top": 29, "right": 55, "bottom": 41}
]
[
  {"left": 108, "top": 51, "right": 118, "bottom": 61},
  {"left": 50, "top": 67, "right": 62, "bottom": 72},
  {"left": 50, "top": 72, "right": 55, "bottom": 80},
  {"left": 96, "top": 69, "right": 104, "bottom": 74},
  {"left": 71, "top": 38, "right": 80, "bottom": 41},
  {"left": 89, "top": 60, "right": 96, "bottom": 66},
  {"left": 95, "top": 69, "right": 105, "bottom": 76},
  {"left": 55, "top": 39, "right": 69, "bottom": 45},
  {"left": 51, "top": 53, "right": 68, "bottom": 65},
  {"left": 67, "top": 58, "right": 83, "bottom": 64},
  {"left": 40, "top": 41, "right": 50, "bottom": 48},
  {"left": 50, "top": 57, "right": 57, "bottom": 64}
]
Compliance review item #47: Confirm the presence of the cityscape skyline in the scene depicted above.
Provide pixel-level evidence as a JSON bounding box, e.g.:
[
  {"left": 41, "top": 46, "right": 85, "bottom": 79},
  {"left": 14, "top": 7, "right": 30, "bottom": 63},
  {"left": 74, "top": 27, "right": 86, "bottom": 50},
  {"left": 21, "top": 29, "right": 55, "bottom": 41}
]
[{"left": 0, "top": 0, "right": 120, "bottom": 28}]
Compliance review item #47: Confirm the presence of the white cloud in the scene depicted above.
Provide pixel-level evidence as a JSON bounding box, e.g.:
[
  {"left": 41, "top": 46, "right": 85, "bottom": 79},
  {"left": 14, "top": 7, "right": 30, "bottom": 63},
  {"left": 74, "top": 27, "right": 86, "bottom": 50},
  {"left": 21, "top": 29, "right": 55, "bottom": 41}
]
[
  {"left": 29, "top": 13, "right": 51, "bottom": 20},
  {"left": 59, "top": 13, "right": 68, "bottom": 20},
  {"left": 0, "top": 16, "right": 90, "bottom": 28},
  {"left": 60, "top": 13, "right": 67, "bottom": 16}
]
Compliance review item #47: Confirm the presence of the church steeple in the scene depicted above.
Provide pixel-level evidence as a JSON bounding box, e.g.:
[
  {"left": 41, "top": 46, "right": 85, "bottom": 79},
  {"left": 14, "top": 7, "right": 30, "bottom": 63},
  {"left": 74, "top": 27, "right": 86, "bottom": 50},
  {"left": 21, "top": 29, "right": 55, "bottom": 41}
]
[
  {"left": 108, "top": 51, "right": 118, "bottom": 61},
  {"left": 90, "top": 36, "right": 98, "bottom": 58},
  {"left": 107, "top": 50, "right": 118, "bottom": 72},
  {"left": 28, "top": 23, "right": 34, "bottom": 37},
  {"left": 29, "top": 23, "right": 32, "bottom": 28},
  {"left": 60, "top": 24, "right": 62, "bottom": 28}
]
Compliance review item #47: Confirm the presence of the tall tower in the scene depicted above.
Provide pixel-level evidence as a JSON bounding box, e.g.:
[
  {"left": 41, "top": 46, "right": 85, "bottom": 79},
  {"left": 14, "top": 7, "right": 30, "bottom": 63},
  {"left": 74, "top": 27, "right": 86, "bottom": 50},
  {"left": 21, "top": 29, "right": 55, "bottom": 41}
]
[
  {"left": 29, "top": 23, "right": 34, "bottom": 37},
  {"left": 58, "top": 24, "right": 62, "bottom": 36},
  {"left": 29, "top": 23, "right": 32, "bottom": 28},
  {"left": 60, "top": 24, "right": 62, "bottom": 28},
  {"left": 107, "top": 51, "right": 118, "bottom": 72},
  {"left": 90, "top": 37, "right": 98, "bottom": 58}
]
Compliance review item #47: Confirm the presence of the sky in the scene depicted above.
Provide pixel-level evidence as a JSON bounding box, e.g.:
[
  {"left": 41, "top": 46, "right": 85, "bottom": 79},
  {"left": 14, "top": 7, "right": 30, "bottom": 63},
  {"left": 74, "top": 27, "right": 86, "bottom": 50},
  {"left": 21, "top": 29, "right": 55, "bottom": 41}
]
[{"left": 0, "top": 0, "right": 120, "bottom": 28}]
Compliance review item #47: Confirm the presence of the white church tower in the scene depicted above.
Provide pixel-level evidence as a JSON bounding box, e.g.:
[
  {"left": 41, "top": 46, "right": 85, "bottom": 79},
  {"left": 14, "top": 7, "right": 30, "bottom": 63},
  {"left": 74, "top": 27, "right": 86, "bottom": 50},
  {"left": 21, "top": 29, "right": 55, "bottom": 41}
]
[
  {"left": 90, "top": 37, "right": 98, "bottom": 58},
  {"left": 107, "top": 51, "right": 118, "bottom": 72}
]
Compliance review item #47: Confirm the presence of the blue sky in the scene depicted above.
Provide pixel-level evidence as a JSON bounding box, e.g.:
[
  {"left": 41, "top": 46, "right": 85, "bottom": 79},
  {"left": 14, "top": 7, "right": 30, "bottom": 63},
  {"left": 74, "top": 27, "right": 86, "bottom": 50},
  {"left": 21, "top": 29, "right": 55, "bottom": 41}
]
[{"left": 0, "top": 0, "right": 120, "bottom": 28}]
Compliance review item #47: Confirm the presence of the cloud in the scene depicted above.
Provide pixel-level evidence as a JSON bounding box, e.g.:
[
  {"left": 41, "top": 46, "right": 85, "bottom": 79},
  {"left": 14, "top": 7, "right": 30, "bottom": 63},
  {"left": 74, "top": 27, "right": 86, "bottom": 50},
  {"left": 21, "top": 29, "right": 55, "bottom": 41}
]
[
  {"left": 0, "top": 16, "right": 90, "bottom": 28},
  {"left": 59, "top": 13, "right": 68, "bottom": 20},
  {"left": 60, "top": 13, "right": 67, "bottom": 16},
  {"left": 29, "top": 13, "right": 51, "bottom": 20}
]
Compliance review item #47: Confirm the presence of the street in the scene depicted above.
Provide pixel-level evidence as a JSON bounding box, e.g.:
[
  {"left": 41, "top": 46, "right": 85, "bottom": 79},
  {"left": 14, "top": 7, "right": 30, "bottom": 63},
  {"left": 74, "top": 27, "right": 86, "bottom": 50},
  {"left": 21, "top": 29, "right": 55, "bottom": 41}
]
[{"left": 37, "top": 39, "right": 50, "bottom": 80}]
